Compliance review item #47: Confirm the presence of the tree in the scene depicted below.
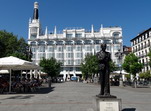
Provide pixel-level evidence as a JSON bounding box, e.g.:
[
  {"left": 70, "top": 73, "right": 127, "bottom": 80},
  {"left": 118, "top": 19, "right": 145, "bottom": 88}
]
[
  {"left": 0, "top": 30, "right": 30, "bottom": 61},
  {"left": 147, "top": 50, "right": 151, "bottom": 67},
  {"left": 81, "top": 54, "right": 116, "bottom": 81},
  {"left": 39, "top": 57, "right": 62, "bottom": 78},
  {"left": 81, "top": 54, "right": 99, "bottom": 81},
  {"left": 110, "top": 60, "right": 117, "bottom": 72},
  {"left": 122, "top": 53, "right": 143, "bottom": 79},
  {"left": 139, "top": 71, "right": 151, "bottom": 80}
]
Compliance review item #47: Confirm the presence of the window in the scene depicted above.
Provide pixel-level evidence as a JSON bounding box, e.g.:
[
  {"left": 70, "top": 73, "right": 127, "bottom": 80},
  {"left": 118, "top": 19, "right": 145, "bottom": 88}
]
[
  {"left": 38, "top": 41, "right": 45, "bottom": 45},
  {"left": 75, "top": 59, "right": 82, "bottom": 65},
  {"left": 76, "top": 53, "right": 82, "bottom": 58},
  {"left": 30, "top": 27, "right": 37, "bottom": 34},
  {"left": 48, "top": 47, "right": 54, "bottom": 52},
  {"left": 94, "top": 40, "right": 101, "bottom": 44},
  {"left": 85, "top": 45, "right": 92, "bottom": 51},
  {"left": 57, "top": 41, "right": 64, "bottom": 45},
  {"left": 95, "top": 45, "right": 100, "bottom": 51},
  {"left": 47, "top": 41, "right": 54, "bottom": 45},
  {"left": 149, "top": 31, "right": 151, "bottom": 36},
  {"left": 32, "top": 54, "right": 36, "bottom": 59},
  {"left": 76, "top": 46, "right": 82, "bottom": 51},
  {"left": 148, "top": 40, "right": 150, "bottom": 46},
  {"left": 38, "top": 53, "right": 45, "bottom": 59},
  {"left": 57, "top": 53, "right": 64, "bottom": 58},
  {"left": 66, "top": 41, "right": 73, "bottom": 45},
  {"left": 113, "top": 32, "right": 120, "bottom": 37},
  {"left": 75, "top": 67, "right": 81, "bottom": 71},
  {"left": 66, "top": 60, "right": 73, "bottom": 65},
  {"left": 66, "top": 53, "right": 73, "bottom": 58},
  {"left": 31, "top": 42, "right": 36, "bottom": 46},
  {"left": 57, "top": 46, "right": 63, "bottom": 52},
  {"left": 104, "top": 40, "right": 111, "bottom": 44},
  {"left": 30, "top": 34, "right": 37, "bottom": 40},
  {"left": 66, "top": 46, "right": 73, "bottom": 51},
  {"left": 76, "top": 33, "right": 82, "bottom": 38},
  {"left": 106, "top": 45, "right": 111, "bottom": 51},
  {"left": 31, "top": 47, "right": 36, "bottom": 52},
  {"left": 47, "top": 53, "right": 54, "bottom": 58},
  {"left": 75, "top": 40, "right": 83, "bottom": 45},
  {"left": 66, "top": 34, "right": 72, "bottom": 39},
  {"left": 38, "top": 46, "right": 45, "bottom": 52},
  {"left": 85, "top": 40, "right": 92, "bottom": 44}
]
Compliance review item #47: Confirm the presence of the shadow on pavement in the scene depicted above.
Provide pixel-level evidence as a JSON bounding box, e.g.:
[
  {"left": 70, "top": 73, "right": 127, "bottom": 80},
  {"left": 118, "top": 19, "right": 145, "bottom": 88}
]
[
  {"left": 24, "top": 86, "right": 55, "bottom": 94},
  {"left": 36, "top": 86, "right": 55, "bottom": 94},
  {"left": 122, "top": 108, "right": 136, "bottom": 111}
]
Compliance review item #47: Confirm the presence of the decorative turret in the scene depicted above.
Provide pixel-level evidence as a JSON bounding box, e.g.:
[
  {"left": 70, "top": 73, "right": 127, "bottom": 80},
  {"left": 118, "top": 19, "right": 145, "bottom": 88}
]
[
  {"left": 33, "top": 2, "right": 39, "bottom": 20},
  {"left": 28, "top": 2, "right": 41, "bottom": 40}
]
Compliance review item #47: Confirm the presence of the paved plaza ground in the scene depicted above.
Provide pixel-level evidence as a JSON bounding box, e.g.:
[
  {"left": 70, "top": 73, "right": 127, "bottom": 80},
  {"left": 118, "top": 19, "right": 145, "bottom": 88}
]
[{"left": 0, "top": 82, "right": 151, "bottom": 111}]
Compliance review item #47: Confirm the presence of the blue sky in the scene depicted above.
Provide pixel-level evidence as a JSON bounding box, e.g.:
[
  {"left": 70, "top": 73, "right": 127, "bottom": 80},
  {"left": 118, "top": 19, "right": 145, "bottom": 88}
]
[{"left": 0, "top": 0, "right": 151, "bottom": 46}]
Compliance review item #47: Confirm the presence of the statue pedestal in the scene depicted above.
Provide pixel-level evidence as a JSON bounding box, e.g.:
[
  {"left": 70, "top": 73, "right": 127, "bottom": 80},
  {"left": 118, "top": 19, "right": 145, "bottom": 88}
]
[{"left": 95, "top": 97, "right": 122, "bottom": 111}]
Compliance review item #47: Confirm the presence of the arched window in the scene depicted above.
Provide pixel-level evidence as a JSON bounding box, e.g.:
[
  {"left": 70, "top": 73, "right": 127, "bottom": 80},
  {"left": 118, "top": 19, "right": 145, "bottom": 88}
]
[
  {"left": 113, "top": 32, "right": 120, "bottom": 37},
  {"left": 66, "top": 41, "right": 74, "bottom": 45},
  {"left": 75, "top": 40, "right": 83, "bottom": 45},
  {"left": 30, "top": 41, "right": 36, "bottom": 46},
  {"left": 56, "top": 41, "right": 64, "bottom": 45},
  {"left": 47, "top": 41, "right": 55, "bottom": 45},
  {"left": 84, "top": 40, "right": 92, "bottom": 44},
  {"left": 38, "top": 41, "right": 45, "bottom": 45}
]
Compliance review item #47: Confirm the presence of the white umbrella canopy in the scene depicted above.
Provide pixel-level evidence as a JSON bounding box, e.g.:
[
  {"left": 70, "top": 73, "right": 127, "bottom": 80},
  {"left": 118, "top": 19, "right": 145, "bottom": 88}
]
[
  {"left": 0, "top": 56, "right": 41, "bottom": 93},
  {"left": 0, "top": 70, "right": 9, "bottom": 74},
  {"left": 0, "top": 56, "right": 40, "bottom": 70},
  {"left": 112, "top": 70, "right": 129, "bottom": 75}
]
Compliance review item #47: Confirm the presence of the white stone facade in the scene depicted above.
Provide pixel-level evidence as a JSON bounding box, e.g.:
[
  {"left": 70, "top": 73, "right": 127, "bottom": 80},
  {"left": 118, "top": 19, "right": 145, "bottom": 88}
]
[
  {"left": 28, "top": 2, "right": 123, "bottom": 79},
  {"left": 131, "top": 28, "right": 151, "bottom": 72}
]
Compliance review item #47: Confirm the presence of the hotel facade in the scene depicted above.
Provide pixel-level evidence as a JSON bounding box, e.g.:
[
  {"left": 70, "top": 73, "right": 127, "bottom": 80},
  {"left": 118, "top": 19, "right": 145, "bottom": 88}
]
[{"left": 28, "top": 2, "right": 123, "bottom": 79}]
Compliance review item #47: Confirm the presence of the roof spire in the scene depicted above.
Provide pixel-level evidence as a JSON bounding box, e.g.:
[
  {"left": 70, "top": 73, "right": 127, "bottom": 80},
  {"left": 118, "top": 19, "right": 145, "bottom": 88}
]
[
  {"left": 54, "top": 26, "right": 57, "bottom": 37},
  {"left": 100, "top": 24, "right": 103, "bottom": 36},
  {"left": 91, "top": 24, "right": 94, "bottom": 37},
  {"left": 33, "top": 2, "right": 39, "bottom": 20},
  {"left": 45, "top": 26, "right": 48, "bottom": 37}
]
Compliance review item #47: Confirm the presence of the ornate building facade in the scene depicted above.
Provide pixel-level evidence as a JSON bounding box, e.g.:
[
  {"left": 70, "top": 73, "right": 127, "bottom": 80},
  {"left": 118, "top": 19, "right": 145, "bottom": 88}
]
[{"left": 28, "top": 2, "right": 123, "bottom": 79}]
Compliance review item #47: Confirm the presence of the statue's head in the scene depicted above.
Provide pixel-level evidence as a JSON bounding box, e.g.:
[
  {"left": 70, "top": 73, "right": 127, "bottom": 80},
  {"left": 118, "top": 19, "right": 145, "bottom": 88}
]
[{"left": 101, "top": 43, "right": 106, "bottom": 51}]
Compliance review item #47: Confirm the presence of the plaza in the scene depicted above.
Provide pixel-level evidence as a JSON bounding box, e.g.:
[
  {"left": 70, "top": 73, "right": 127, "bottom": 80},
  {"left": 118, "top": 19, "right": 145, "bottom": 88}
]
[{"left": 0, "top": 82, "right": 151, "bottom": 111}]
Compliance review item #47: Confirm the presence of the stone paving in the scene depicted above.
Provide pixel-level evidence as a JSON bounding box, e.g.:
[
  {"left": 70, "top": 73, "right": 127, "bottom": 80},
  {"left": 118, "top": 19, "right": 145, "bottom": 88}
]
[{"left": 0, "top": 82, "right": 151, "bottom": 111}]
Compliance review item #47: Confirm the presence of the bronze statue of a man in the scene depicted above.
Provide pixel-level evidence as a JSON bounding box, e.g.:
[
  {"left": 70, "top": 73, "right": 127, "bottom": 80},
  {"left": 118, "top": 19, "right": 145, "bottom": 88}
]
[{"left": 96, "top": 43, "right": 116, "bottom": 98}]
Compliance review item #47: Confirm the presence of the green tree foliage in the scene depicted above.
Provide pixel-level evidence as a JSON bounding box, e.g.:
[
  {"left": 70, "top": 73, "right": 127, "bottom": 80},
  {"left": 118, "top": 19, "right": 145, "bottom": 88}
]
[
  {"left": 81, "top": 54, "right": 116, "bottom": 80},
  {"left": 147, "top": 50, "right": 151, "bottom": 67},
  {"left": 139, "top": 71, "right": 151, "bottom": 79},
  {"left": 110, "top": 60, "right": 117, "bottom": 72},
  {"left": 39, "top": 57, "right": 62, "bottom": 77},
  {"left": 122, "top": 53, "right": 143, "bottom": 77},
  {"left": 81, "top": 54, "right": 99, "bottom": 80},
  {"left": 0, "top": 30, "right": 30, "bottom": 60}
]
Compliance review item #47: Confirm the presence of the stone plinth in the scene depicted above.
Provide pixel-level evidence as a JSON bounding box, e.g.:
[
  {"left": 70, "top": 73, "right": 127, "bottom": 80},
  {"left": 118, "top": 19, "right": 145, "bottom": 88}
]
[{"left": 95, "top": 97, "right": 122, "bottom": 111}]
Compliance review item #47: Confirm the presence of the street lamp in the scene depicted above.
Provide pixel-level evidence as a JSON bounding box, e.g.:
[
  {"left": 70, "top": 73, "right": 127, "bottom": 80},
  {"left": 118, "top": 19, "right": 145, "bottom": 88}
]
[
  {"left": 115, "top": 49, "right": 123, "bottom": 87},
  {"left": 26, "top": 46, "right": 32, "bottom": 61}
]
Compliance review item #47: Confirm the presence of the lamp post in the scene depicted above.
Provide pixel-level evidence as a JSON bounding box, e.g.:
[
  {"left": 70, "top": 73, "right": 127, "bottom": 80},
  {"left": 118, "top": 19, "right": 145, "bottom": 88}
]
[
  {"left": 26, "top": 46, "right": 32, "bottom": 61},
  {"left": 115, "top": 49, "right": 123, "bottom": 87}
]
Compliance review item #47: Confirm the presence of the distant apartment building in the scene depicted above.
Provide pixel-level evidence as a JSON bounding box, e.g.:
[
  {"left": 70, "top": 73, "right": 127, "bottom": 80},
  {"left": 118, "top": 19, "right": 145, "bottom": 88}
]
[
  {"left": 28, "top": 2, "right": 123, "bottom": 79},
  {"left": 122, "top": 46, "right": 132, "bottom": 63},
  {"left": 131, "top": 28, "right": 151, "bottom": 72}
]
